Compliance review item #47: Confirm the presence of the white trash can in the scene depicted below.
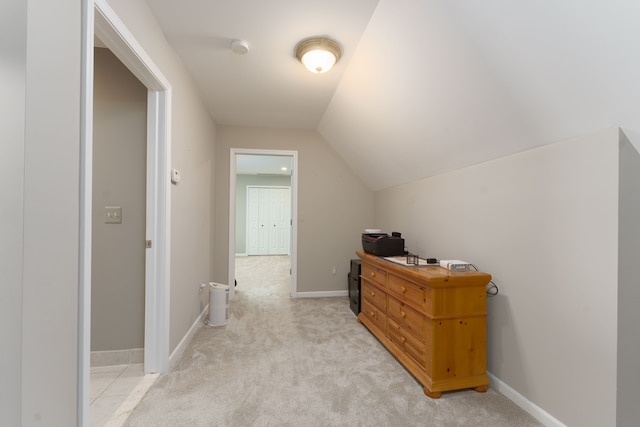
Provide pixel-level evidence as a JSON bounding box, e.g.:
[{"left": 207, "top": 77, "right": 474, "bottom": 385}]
[{"left": 208, "top": 282, "right": 229, "bottom": 326}]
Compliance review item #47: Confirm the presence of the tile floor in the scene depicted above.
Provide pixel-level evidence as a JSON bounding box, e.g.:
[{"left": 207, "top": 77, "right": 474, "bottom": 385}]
[{"left": 90, "top": 364, "right": 145, "bottom": 427}]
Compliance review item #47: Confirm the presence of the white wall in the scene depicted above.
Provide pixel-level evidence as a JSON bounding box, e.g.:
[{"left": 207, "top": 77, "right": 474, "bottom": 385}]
[
  {"left": 374, "top": 128, "right": 621, "bottom": 426},
  {"left": 319, "top": 0, "right": 640, "bottom": 192},
  {"left": 0, "top": 0, "right": 26, "bottom": 424},
  {"left": 14, "top": 0, "right": 83, "bottom": 425},
  {"left": 106, "top": 0, "right": 217, "bottom": 354},
  {"left": 3, "top": 2, "right": 87, "bottom": 424},
  {"left": 214, "top": 126, "right": 374, "bottom": 294}
]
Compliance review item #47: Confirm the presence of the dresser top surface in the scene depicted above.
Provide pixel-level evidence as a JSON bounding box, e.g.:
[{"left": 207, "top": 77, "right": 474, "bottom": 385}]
[{"left": 357, "top": 251, "right": 491, "bottom": 286}]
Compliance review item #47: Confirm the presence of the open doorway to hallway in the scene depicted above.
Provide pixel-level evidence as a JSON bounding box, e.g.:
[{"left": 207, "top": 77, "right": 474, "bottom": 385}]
[{"left": 228, "top": 149, "right": 298, "bottom": 299}]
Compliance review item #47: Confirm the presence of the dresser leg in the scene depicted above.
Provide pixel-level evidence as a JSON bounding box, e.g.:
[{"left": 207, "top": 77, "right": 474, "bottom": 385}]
[
  {"left": 474, "top": 385, "right": 488, "bottom": 393},
  {"left": 423, "top": 388, "right": 441, "bottom": 398}
]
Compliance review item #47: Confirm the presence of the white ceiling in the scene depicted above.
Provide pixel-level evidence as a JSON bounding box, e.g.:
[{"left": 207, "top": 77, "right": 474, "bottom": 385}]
[
  {"left": 145, "top": 0, "right": 640, "bottom": 190},
  {"left": 144, "top": 0, "right": 379, "bottom": 129}
]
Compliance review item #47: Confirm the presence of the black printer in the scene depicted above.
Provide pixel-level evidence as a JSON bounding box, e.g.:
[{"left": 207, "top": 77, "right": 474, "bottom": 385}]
[{"left": 361, "top": 231, "right": 405, "bottom": 257}]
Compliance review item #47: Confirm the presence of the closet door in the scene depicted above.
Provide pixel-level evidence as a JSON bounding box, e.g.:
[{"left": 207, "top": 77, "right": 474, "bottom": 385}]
[
  {"left": 246, "top": 187, "right": 290, "bottom": 255},
  {"left": 268, "top": 188, "right": 290, "bottom": 255},
  {"left": 246, "top": 187, "right": 267, "bottom": 255}
]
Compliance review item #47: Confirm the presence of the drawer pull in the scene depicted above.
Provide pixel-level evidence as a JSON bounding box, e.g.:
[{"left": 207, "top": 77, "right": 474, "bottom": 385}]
[
  {"left": 400, "top": 311, "right": 406, "bottom": 318},
  {"left": 369, "top": 311, "right": 376, "bottom": 318},
  {"left": 401, "top": 286, "right": 407, "bottom": 293},
  {"left": 370, "top": 291, "right": 376, "bottom": 297},
  {"left": 370, "top": 271, "right": 376, "bottom": 278},
  {"left": 400, "top": 336, "right": 407, "bottom": 344}
]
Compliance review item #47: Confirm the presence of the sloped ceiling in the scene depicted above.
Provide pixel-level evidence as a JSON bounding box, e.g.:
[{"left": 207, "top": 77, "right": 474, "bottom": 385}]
[
  {"left": 319, "top": 0, "right": 640, "bottom": 190},
  {"left": 145, "top": 0, "right": 640, "bottom": 190}
]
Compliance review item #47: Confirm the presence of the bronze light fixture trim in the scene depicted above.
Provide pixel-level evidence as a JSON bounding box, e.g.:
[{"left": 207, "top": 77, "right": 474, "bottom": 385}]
[{"left": 295, "top": 36, "right": 342, "bottom": 74}]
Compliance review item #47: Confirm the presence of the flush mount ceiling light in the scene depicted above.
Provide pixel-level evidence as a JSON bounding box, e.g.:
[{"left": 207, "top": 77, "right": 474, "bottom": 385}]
[{"left": 295, "top": 36, "right": 342, "bottom": 74}]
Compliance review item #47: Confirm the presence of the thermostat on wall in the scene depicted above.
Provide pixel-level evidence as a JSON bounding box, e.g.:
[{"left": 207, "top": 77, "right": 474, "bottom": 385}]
[{"left": 171, "top": 168, "right": 181, "bottom": 184}]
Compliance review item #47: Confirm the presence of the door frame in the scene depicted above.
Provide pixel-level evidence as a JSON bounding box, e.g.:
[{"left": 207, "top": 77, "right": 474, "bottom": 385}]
[
  {"left": 80, "top": 0, "right": 171, "bottom": 424},
  {"left": 229, "top": 149, "right": 298, "bottom": 299}
]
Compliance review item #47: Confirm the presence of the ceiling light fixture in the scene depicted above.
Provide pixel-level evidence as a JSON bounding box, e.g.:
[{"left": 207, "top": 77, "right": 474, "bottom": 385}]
[{"left": 295, "top": 36, "right": 342, "bottom": 74}]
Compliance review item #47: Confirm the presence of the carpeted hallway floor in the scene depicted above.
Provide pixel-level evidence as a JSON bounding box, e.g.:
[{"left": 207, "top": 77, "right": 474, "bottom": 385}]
[{"left": 123, "top": 255, "right": 542, "bottom": 426}]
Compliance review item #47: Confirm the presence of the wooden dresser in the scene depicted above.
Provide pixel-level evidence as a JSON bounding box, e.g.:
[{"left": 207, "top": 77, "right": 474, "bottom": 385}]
[{"left": 356, "top": 251, "right": 491, "bottom": 398}]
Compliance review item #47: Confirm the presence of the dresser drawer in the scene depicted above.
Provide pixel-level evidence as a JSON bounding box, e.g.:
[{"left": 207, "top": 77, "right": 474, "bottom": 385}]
[
  {"left": 362, "top": 264, "right": 387, "bottom": 288},
  {"left": 387, "top": 295, "right": 425, "bottom": 341},
  {"left": 361, "top": 299, "right": 387, "bottom": 334},
  {"left": 387, "top": 318, "right": 426, "bottom": 369},
  {"left": 362, "top": 280, "right": 387, "bottom": 312},
  {"left": 388, "top": 274, "right": 427, "bottom": 311}
]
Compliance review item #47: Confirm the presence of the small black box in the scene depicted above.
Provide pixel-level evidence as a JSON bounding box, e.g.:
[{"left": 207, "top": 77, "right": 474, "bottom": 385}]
[
  {"left": 361, "top": 233, "right": 404, "bottom": 257},
  {"left": 348, "top": 259, "right": 361, "bottom": 315}
]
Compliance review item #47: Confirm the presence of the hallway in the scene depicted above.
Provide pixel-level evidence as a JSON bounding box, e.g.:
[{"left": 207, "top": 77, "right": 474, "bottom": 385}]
[{"left": 121, "top": 255, "right": 541, "bottom": 426}]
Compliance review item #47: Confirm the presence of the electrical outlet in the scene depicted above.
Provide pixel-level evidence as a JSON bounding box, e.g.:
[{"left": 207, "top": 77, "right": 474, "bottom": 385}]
[{"left": 331, "top": 266, "right": 337, "bottom": 276}]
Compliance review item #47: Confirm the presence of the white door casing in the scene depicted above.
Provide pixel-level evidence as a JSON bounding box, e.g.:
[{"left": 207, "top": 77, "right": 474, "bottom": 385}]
[
  {"left": 80, "top": 0, "right": 171, "bottom": 425},
  {"left": 229, "top": 149, "right": 298, "bottom": 299}
]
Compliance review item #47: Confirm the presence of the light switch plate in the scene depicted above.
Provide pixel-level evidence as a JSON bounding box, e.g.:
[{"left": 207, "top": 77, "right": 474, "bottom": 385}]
[{"left": 105, "top": 206, "right": 122, "bottom": 224}]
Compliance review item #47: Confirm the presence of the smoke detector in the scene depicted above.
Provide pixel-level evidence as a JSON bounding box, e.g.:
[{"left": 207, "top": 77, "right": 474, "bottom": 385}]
[{"left": 230, "top": 39, "right": 249, "bottom": 55}]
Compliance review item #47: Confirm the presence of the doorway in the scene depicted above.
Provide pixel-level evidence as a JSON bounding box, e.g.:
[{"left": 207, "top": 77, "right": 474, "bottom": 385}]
[
  {"left": 91, "top": 46, "right": 146, "bottom": 364},
  {"left": 91, "top": 0, "right": 171, "bottom": 374},
  {"left": 228, "top": 149, "right": 298, "bottom": 299},
  {"left": 80, "top": 1, "right": 172, "bottom": 425},
  {"left": 90, "top": 47, "right": 147, "bottom": 426}
]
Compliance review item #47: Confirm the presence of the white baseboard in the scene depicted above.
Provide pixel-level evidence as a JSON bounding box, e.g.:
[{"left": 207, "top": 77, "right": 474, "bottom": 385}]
[
  {"left": 168, "top": 305, "right": 208, "bottom": 372},
  {"left": 294, "top": 290, "right": 348, "bottom": 298},
  {"left": 488, "top": 372, "right": 566, "bottom": 427},
  {"left": 91, "top": 348, "right": 144, "bottom": 367}
]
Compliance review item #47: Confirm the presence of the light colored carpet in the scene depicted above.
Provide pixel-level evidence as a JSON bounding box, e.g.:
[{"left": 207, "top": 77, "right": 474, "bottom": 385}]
[{"left": 124, "top": 255, "right": 542, "bottom": 427}]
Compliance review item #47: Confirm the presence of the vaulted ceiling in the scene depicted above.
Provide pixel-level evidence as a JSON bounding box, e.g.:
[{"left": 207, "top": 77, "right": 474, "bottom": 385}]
[{"left": 145, "top": 0, "right": 640, "bottom": 190}]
